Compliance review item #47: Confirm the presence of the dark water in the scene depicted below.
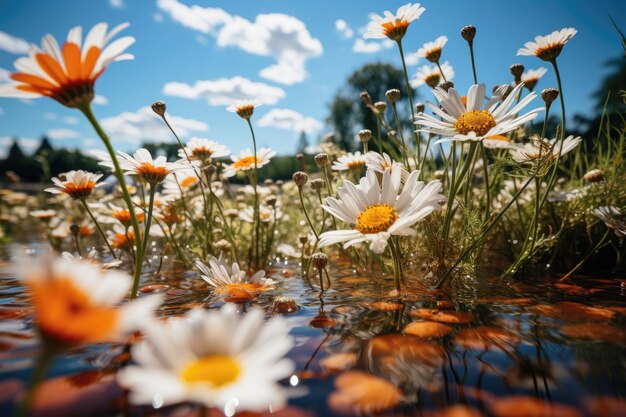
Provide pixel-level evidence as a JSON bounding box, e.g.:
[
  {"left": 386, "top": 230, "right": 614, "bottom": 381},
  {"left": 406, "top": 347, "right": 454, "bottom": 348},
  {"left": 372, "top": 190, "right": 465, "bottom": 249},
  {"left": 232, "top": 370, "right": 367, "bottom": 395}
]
[{"left": 1, "top": 244, "right": 626, "bottom": 417}]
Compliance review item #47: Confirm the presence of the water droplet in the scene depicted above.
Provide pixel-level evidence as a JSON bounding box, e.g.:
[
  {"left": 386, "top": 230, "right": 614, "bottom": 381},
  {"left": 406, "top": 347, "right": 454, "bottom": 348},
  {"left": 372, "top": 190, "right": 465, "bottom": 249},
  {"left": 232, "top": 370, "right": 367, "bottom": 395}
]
[
  {"left": 290, "top": 374, "right": 299, "bottom": 386},
  {"left": 152, "top": 394, "right": 163, "bottom": 409}
]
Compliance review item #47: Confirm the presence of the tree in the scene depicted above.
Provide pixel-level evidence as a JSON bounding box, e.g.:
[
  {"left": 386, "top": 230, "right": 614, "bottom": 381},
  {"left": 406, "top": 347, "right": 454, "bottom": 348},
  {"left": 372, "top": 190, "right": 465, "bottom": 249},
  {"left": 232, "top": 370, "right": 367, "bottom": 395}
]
[
  {"left": 326, "top": 62, "right": 416, "bottom": 152},
  {"left": 297, "top": 131, "right": 309, "bottom": 154}
]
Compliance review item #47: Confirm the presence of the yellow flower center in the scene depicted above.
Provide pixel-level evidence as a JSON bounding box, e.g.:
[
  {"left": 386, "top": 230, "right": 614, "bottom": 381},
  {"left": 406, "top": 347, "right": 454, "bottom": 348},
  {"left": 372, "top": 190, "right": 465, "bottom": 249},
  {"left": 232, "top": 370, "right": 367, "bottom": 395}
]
[
  {"left": 180, "top": 355, "right": 241, "bottom": 387},
  {"left": 454, "top": 110, "right": 496, "bottom": 137},
  {"left": 381, "top": 20, "right": 410, "bottom": 41},
  {"left": 233, "top": 156, "right": 258, "bottom": 169},
  {"left": 356, "top": 204, "right": 398, "bottom": 234}
]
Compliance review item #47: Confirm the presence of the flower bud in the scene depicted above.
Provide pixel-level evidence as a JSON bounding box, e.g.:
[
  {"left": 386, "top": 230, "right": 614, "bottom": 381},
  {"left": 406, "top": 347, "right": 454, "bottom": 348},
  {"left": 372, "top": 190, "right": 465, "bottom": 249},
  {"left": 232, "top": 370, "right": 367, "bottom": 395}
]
[
  {"left": 264, "top": 179, "right": 274, "bottom": 186},
  {"left": 310, "top": 178, "right": 325, "bottom": 191},
  {"left": 440, "top": 81, "right": 454, "bottom": 92},
  {"left": 298, "top": 234, "right": 308, "bottom": 244},
  {"left": 214, "top": 239, "right": 232, "bottom": 251},
  {"left": 510, "top": 63, "right": 524, "bottom": 83},
  {"left": 541, "top": 88, "right": 559, "bottom": 106},
  {"left": 360, "top": 91, "right": 373, "bottom": 106},
  {"left": 385, "top": 88, "right": 401, "bottom": 104},
  {"left": 296, "top": 153, "right": 304, "bottom": 161},
  {"left": 151, "top": 101, "right": 166, "bottom": 117},
  {"left": 203, "top": 164, "right": 216, "bottom": 177},
  {"left": 374, "top": 101, "right": 387, "bottom": 113},
  {"left": 265, "top": 195, "right": 278, "bottom": 207},
  {"left": 358, "top": 129, "right": 372, "bottom": 143},
  {"left": 292, "top": 171, "right": 309, "bottom": 187},
  {"left": 460, "top": 25, "right": 476, "bottom": 44},
  {"left": 273, "top": 296, "right": 299, "bottom": 314},
  {"left": 70, "top": 223, "right": 80, "bottom": 235},
  {"left": 314, "top": 153, "right": 330, "bottom": 168},
  {"left": 415, "top": 102, "right": 425, "bottom": 113},
  {"left": 311, "top": 252, "right": 328, "bottom": 270},
  {"left": 583, "top": 169, "right": 605, "bottom": 183}
]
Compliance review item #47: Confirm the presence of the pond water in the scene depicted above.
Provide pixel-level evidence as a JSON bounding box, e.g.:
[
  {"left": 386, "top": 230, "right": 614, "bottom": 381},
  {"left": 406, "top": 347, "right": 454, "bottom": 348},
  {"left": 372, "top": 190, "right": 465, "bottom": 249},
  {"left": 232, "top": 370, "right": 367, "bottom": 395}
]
[{"left": 1, "top": 243, "right": 625, "bottom": 417}]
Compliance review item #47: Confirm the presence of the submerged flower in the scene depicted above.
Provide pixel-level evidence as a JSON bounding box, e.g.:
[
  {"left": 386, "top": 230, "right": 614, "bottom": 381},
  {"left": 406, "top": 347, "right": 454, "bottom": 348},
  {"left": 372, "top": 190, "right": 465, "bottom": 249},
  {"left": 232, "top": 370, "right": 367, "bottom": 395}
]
[
  {"left": 99, "top": 148, "right": 185, "bottom": 184},
  {"left": 44, "top": 170, "right": 102, "bottom": 200},
  {"left": 521, "top": 67, "right": 548, "bottom": 91},
  {"left": 332, "top": 151, "right": 368, "bottom": 171},
  {"left": 509, "top": 135, "right": 581, "bottom": 164},
  {"left": 178, "top": 137, "right": 230, "bottom": 163},
  {"left": 517, "top": 28, "right": 577, "bottom": 61},
  {"left": 0, "top": 22, "right": 134, "bottom": 108},
  {"left": 593, "top": 206, "right": 626, "bottom": 237},
  {"left": 117, "top": 305, "right": 294, "bottom": 412},
  {"left": 226, "top": 99, "right": 262, "bottom": 120},
  {"left": 363, "top": 3, "right": 425, "bottom": 41},
  {"left": 415, "top": 83, "right": 542, "bottom": 142},
  {"left": 223, "top": 148, "right": 276, "bottom": 178},
  {"left": 195, "top": 257, "right": 275, "bottom": 301},
  {"left": 416, "top": 35, "right": 448, "bottom": 63},
  {"left": 319, "top": 168, "right": 444, "bottom": 254},
  {"left": 14, "top": 253, "right": 160, "bottom": 346},
  {"left": 411, "top": 61, "right": 454, "bottom": 88}
]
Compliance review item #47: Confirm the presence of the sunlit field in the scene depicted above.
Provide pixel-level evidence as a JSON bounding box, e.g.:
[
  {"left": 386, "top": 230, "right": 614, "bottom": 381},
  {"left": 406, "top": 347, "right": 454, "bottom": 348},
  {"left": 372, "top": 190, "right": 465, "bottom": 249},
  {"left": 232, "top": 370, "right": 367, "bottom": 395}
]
[{"left": 0, "top": 1, "right": 625, "bottom": 416}]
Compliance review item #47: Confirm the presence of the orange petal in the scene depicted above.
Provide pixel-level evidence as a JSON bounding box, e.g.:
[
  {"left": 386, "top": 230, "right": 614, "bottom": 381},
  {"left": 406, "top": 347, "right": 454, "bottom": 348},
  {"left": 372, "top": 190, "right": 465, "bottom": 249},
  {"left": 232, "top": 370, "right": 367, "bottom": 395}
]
[
  {"left": 63, "top": 42, "right": 83, "bottom": 81},
  {"left": 35, "top": 53, "right": 68, "bottom": 85},
  {"left": 11, "top": 73, "right": 58, "bottom": 90},
  {"left": 81, "top": 46, "right": 101, "bottom": 80}
]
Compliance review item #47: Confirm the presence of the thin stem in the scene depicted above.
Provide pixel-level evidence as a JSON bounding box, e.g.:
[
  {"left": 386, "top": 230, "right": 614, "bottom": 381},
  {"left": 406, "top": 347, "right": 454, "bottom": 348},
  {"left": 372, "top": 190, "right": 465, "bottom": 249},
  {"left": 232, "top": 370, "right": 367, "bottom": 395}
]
[
  {"left": 246, "top": 119, "right": 261, "bottom": 270},
  {"left": 80, "top": 199, "right": 116, "bottom": 259},
  {"left": 468, "top": 43, "right": 478, "bottom": 84},
  {"left": 298, "top": 187, "right": 319, "bottom": 240},
  {"left": 79, "top": 104, "right": 142, "bottom": 299},
  {"left": 559, "top": 228, "right": 611, "bottom": 282},
  {"left": 436, "top": 60, "right": 448, "bottom": 82},
  {"left": 388, "top": 238, "right": 402, "bottom": 293},
  {"left": 480, "top": 143, "right": 491, "bottom": 223},
  {"left": 396, "top": 40, "right": 420, "bottom": 162},
  {"left": 15, "top": 347, "right": 56, "bottom": 417},
  {"left": 72, "top": 232, "right": 82, "bottom": 257},
  {"left": 391, "top": 103, "right": 410, "bottom": 167}
]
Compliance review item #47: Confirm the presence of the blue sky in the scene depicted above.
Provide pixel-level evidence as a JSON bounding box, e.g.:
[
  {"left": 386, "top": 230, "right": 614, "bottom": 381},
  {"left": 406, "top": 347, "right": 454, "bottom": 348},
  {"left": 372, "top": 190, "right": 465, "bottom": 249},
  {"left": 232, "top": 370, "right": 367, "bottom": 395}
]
[{"left": 0, "top": 0, "right": 624, "bottom": 158}]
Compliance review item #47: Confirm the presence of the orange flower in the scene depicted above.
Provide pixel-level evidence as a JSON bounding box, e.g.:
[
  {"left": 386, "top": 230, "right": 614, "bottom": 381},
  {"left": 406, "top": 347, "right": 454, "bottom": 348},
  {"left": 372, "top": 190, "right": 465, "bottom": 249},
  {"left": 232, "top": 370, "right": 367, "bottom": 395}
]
[
  {"left": 0, "top": 22, "right": 135, "bottom": 108},
  {"left": 45, "top": 170, "right": 102, "bottom": 200},
  {"left": 15, "top": 253, "right": 161, "bottom": 346}
]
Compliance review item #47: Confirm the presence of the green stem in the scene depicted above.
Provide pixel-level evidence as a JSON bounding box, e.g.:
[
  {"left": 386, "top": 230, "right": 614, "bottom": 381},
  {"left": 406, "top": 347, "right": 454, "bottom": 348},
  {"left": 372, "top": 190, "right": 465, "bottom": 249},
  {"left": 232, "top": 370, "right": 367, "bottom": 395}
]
[
  {"left": 388, "top": 238, "right": 402, "bottom": 293},
  {"left": 140, "top": 185, "right": 156, "bottom": 263},
  {"left": 80, "top": 199, "right": 116, "bottom": 259},
  {"left": 79, "top": 104, "right": 142, "bottom": 299},
  {"left": 435, "top": 60, "right": 448, "bottom": 82},
  {"left": 246, "top": 119, "right": 261, "bottom": 270},
  {"left": 468, "top": 43, "right": 478, "bottom": 84},
  {"left": 15, "top": 347, "right": 56, "bottom": 417},
  {"left": 396, "top": 39, "right": 420, "bottom": 162},
  {"left": 559, "top": 228, "right": 610, "bottom": 282},
  {"left": 480, "top": 143, "right": 491, "bottom": 223},
  {"left": 391, "top": 103, "right": 410, "bottom": 167}
]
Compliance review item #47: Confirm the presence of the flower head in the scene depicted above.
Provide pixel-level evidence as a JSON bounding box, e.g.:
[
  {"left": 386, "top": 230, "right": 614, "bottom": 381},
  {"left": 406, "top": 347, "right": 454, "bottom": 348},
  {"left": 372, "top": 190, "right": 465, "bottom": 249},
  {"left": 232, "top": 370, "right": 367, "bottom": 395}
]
[
  {"left": 226, "top": 99, "right": 262, "bottom": 120},
  {"left": 319, "top": 168, "right": 444, "bottom": 254},
  {"left": 98, "top": 148, "right": 185, "bottom": 184},
  {"left": 521, "top": 67, "right": 548, "bottom": 91},
  {"left": 0, "top": 22, "right": 134, "bottom": 108},
  {"left": 195, "top": 258, "right": 275, "bottom": 301},
  {"left": 14, "top": 252, "right": 160, "bottom": 346},
  {"left": 415, "top": 83, "right": 542, "bottom": 143},
  {"left": 178, "top": 137, "right": 230, "bottom": 163},
  {"left": 509, "top": 135, "right": 581, "bottom": 165},
  {"left": 117, "top": 305, "right": 294, "bottom": 412},
  {"left": 517, "top": 28, "right": 577, "bottom": 61},
  {"left": 332, "top": 151, "right": 368, "bottom": 171},
  {"left": 44, "top": 170, "right": 102, "bottom": 200},
  {"left": 223, "top": 148, "right": 276, "bottom": 178},
  {"left": 162, "top": 168, "right": 200, "bottom": 196},
  {"left": 411, "top": 61, "right": 454, "bottom": 88},
  {"left": 364, "top": 3, "right": 425, "bottom": 41},
  {"left": 416, "top": 35, "right": 448, "bottom": 63}
]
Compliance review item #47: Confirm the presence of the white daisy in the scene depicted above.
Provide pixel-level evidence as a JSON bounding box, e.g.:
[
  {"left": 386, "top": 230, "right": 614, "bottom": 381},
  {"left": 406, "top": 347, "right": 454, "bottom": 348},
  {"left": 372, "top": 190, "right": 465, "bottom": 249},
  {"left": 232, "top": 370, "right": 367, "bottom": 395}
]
[
  {"left": 318, "top": 168, "right": 444, "bottom": 254},
  {"left": 117, "top": 305, "right": 295, "bottom": 412},
  {"left": 223, "top": 148, "right": 276, "bottom": 178},
  {"left": 363, "top": 3, "right": 425, "bottom": 41},
  {"left": 411, "top": 61, "right": 454, "bottom": 88},
  {"left": 0, "top": 22, "right": 134, "bottom": 107},
  {"left": 14, "top": 252, "right": 161, "bottom": 346},
  {"left": 483, "top": 135, "right": 515, "bottom": 149},
  {"left": 178, "top": 137, "right": 230, "bottom": 163},
  {"left": 509, "top": 135, "right": 581, "bottom": 164},
  {"left": 226, "top": 99, "right": 262, "bottom": 120},
  {"left": 162, "top": 168, "right": 200, "bottom": 196},
  {"left": 239, "top": 204, "right": 282, "bottom": 223},
  {"left": 365, "top": 151, "right": 408, "bottom": 184},
  {"left": 416, "top": 35, "right": 448, "bottom": 63},
  {"left": 520, "top": 67, "right": 548, "bottom": 91},
  {"left": 517, "top": 28, "right": 577, "bottom": 61},
  {"left": 44, "top": 170, "right": 103, "bottom": 200},
  {"left": 415, "top": 83, "right": 543, "bottom": 143},
  {"left": 97, "top": 148, "right": 186, "bottom": 184},
  {"left": 332, "top": 151, "right": 368, "bottom": 171},
  {"left": 195, "top": 257, "right": 275, "bottom": 300}
]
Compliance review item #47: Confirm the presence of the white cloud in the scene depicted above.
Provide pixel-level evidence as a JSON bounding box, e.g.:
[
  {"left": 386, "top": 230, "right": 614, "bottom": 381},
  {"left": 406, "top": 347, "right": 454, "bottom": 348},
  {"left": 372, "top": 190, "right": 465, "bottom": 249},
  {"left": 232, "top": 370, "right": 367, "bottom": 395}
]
[
  {"left": 157, "top": 0, "right": 322, "bottom": 85},
  {"left": 195, "top": 34, "right": 208, "bottom": 45},
  {"left": 101, "top": 106, "right": 208, "bottom": 144},
  {"left": 46, "top": 128, "right": 80, "bottom": 140},
  {"left": 153, "top": 13, "right": 164, "bottom": 23},
  {"left": 257, "top": 108, "right": 322, "bottom": 134},
  {"left": 109, "top": 0, "right": 125, "bottom": 8},
  {"left": 335, "top": 19, "right": 354, "bottom": 39},
  {"left": 352, "top": 39, "right": 394, "bottom": 54},
  {"left": 43, "top": 112, "right": 57, "bottom": 120},
  {"left": 0, "top": 137, "right": 39, "bottom": 158},
  {"left": 0, "top": 31, "right": 29, "bottom": 55},
  {"left": 63, "top": 116, "right": 80, "bottom": 125},
  {"left": 0, "top": 67, "right": 11, "bottom": 82},
  {"left": 163, "top": 76, "right": 285, "bottom": 106},
  {"left": 93, "top": 95, "right": 109, "bottom": 106}
]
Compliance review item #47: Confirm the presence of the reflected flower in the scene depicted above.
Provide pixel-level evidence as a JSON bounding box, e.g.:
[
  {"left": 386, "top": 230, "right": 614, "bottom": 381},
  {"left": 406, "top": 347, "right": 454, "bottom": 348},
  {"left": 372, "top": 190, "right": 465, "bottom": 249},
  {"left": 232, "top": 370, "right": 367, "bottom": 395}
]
[
  {"left": 117, "top": 305, "right": 294, "bottom": 412},
  {"left": 0, "top": 22, "right": 134, "bottom": 107},
  {"left": 319, "top": 168, "right": 444, "bottom": 254},
  {"left": 44, "top": 170, "right": 103, "bottom": 200},
  {"left": 363, "top": 3, "right": 425, "bottom": 41},
  {"left": 517, "top": 27, "right": 577, "bottom": 61}
]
